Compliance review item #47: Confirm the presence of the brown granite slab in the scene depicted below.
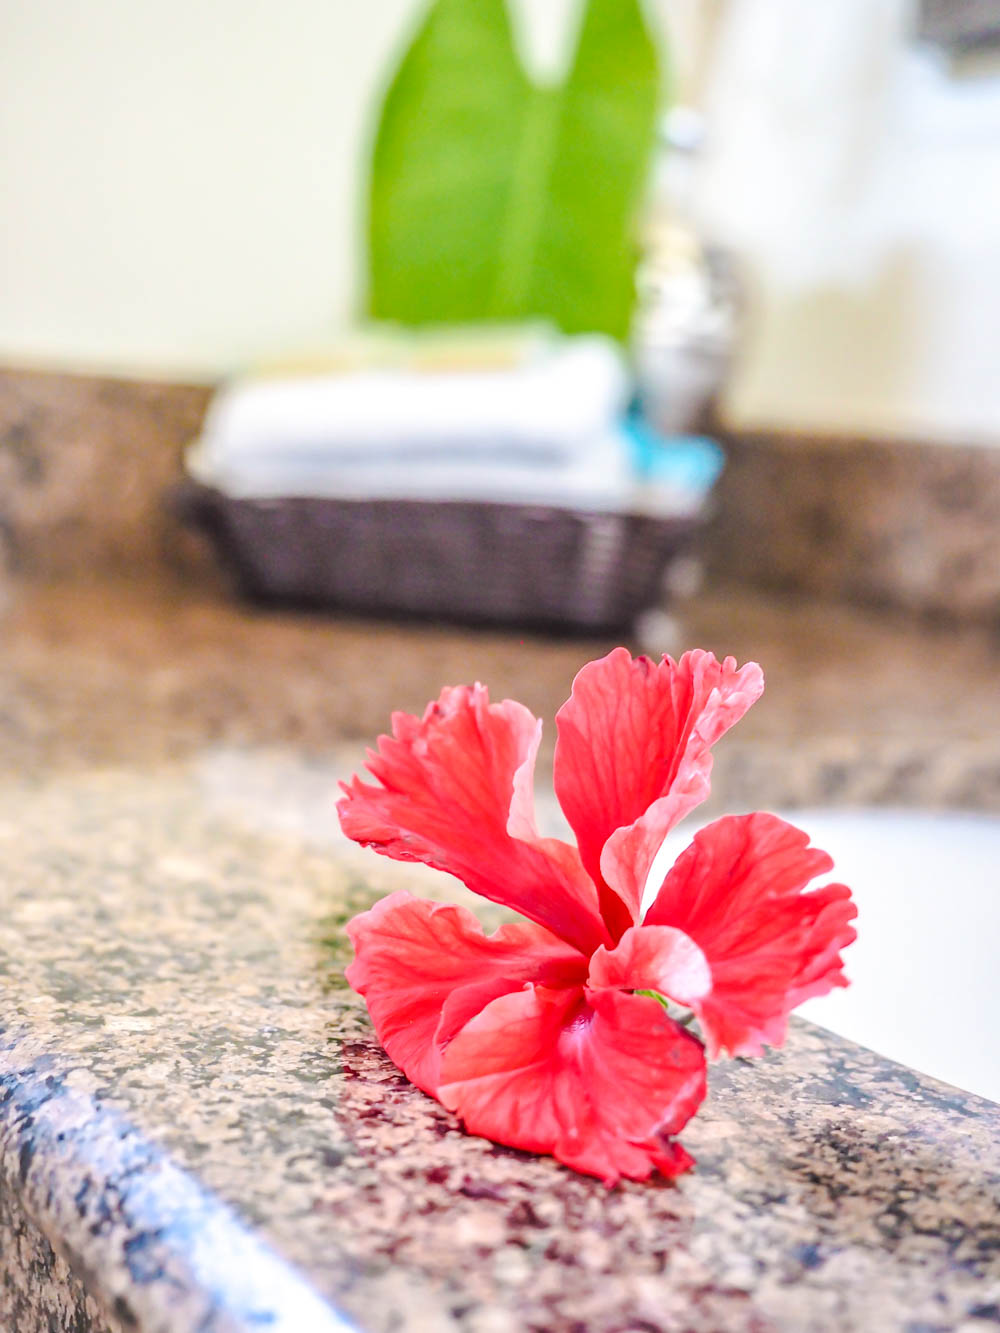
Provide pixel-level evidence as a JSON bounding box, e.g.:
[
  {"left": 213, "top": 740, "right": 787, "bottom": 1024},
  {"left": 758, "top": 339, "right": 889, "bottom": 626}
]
[
  {"left": 3, "top": 577, "right": 1000, "bottom": 808},
  {"left": 706, "top": 428, "right": 1000, "bottom": 622},
  {"left": 0, "top": 758, "right": 998, "bottom": 1333},
  {"left": 0, "top": 577, "right": 999, "bottom": 1330},
  {"left": 0, "top": 366, "right": 211, "bottom": 580}
]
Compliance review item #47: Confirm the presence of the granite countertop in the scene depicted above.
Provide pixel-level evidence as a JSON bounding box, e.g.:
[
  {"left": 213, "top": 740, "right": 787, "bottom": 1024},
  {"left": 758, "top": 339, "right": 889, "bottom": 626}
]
[{"left": 1, "top": 577, "right": 999, "bottom": 1333}]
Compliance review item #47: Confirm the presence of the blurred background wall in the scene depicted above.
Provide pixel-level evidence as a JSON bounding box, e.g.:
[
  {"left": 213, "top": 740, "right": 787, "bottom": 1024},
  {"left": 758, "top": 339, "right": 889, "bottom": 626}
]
[
  {"left": 697, "top": 0, "right": 1000, "bottom": 443},
  {"left": 4, "top": 0, "right": 676, "bottom": 378},
  {"left": 3, "top": 0, "right": 1000, "bottom": 442},
  {"left": 2, "top": 0, "right": 418, "bottom": 378}
]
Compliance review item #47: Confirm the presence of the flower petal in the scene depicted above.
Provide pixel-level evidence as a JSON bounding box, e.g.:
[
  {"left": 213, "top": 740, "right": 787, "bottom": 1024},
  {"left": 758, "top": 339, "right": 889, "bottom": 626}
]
[
  {"left": 438, "top": 984, "right": 707, "bottom": 1184},
  {"left": 588, "top": 924, "right": 712, "bottom": 1006},
  {"left": 644, "top": 813, "right": 858, "bottom": 1057},
  {"left": 346, "top": 890, "right": 588, "bottom": 1095},
  {"left": 338, "top": 685, "right": 610, "bottom": 955},
  {"left": 553, "top": 649, "right": 764, "bottom": 937}
]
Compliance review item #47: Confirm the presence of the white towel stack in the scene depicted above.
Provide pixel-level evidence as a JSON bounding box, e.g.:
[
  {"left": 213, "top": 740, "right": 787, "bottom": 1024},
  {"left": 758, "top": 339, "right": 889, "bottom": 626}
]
[{"left": 187, "top": 333, "right": 641, "bottom": 511}]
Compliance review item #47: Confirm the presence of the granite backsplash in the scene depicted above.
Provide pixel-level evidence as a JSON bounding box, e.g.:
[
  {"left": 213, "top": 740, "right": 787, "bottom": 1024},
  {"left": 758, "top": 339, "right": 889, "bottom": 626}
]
[
  {"left": 4, "top": 365, "right": 1000, "bottom": 623},
  {"left": 708, "top": 427, "right": 1000, "bottom": 623},
  {"left": 0, "top": 366, "right": 210, "bottom": 581}
]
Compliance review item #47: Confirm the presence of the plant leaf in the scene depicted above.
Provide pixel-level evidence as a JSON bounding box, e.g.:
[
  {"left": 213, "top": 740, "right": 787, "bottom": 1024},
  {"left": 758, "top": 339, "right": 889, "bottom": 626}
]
[
  {"left": 367, "top": 0, "right": 530, "bottom": 327},
  {"left": 366, "top": 0, "right": 661, "bottom": 340}
]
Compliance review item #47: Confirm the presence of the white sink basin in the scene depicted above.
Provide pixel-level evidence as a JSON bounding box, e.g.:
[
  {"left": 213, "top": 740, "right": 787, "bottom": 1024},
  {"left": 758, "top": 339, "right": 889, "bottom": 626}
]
[
  {"left": 789, "top": 808, "right": 1000, "bottom": 1104},
  {"left": 657, "top": 808, "right": 1000, "bottom": 1103}
]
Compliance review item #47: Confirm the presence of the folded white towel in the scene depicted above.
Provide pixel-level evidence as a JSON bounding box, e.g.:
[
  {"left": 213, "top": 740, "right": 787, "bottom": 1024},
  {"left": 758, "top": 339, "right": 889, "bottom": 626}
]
[
  {"left": 188, "top": 428, "right": 635, "bottom": 510},
  {"left": 194, "top": 335, "right": 628, "bottom": 468}
]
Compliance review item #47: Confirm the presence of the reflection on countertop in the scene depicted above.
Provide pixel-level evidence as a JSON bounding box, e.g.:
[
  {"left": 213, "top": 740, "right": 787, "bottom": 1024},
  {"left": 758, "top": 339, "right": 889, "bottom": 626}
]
[{"left": 0, "top": 576, "right": 998, "bottom": 1333}]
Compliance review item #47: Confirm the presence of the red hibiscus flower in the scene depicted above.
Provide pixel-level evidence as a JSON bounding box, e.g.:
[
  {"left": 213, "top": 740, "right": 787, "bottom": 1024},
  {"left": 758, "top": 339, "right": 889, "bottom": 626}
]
[{"left": 338, "top": 649, "right": 857, "bottom": 1184}]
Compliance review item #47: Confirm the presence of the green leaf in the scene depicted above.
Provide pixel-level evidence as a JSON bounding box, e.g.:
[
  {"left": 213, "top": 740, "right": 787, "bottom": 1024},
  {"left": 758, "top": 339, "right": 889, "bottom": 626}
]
[
  {"left": 635, "top": 990, "right": 700, "bottom": 1034},
  {"left": 366, "top": 0, "right": 662, "bottom": 340}
]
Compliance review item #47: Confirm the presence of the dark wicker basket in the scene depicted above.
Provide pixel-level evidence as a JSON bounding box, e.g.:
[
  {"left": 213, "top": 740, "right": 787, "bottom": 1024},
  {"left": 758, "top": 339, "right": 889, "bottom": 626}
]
[{"left": 175, "top": 481, "right": 702, "bottom": 633}]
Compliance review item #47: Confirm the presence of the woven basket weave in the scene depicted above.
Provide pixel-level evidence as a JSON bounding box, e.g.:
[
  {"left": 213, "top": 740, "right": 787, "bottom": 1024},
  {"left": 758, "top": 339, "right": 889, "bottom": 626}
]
[{"left": 176, "top": 482, "right": 700, "bottom": 633}]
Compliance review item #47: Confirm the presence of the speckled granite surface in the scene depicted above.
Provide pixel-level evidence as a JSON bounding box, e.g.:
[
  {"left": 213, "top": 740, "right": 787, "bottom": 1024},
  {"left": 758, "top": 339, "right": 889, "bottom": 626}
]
[
  {"left": 707, "top": 428, "right": 1000, "bottom": 621},
  {"left": 1, "top": 578, "right": 999, "bottom": 1332},
  {"left": 0, "top": 367, "right": 210, "bottom": 581}
]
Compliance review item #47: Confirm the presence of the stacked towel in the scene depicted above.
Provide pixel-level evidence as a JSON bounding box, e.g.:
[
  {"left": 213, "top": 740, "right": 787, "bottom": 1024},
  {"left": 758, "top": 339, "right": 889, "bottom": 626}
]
[{"left": 187, "top": 331, "right": 721, "bottom": 516}]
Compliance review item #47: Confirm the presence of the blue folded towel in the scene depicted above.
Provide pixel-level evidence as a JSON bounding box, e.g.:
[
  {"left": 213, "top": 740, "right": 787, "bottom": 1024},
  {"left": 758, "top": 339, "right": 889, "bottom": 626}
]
[{"left": 622, "top": 411, "right": 725, "bottom": 497}]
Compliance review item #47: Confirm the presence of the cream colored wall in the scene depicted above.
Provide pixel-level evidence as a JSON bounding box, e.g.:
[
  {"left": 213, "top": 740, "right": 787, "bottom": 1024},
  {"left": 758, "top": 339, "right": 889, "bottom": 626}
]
[
  {"left": 3, "top": 0, "right": 999, "bottom": 444},
  {"left": 697, "top": 0, "right": 1000, "bottom": 443},
  {"left": 0, "top": 0, "right": 415, "bottom": 379},
  {"left": 0, "top": 0, "right": 674, "bottom": 381}
]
